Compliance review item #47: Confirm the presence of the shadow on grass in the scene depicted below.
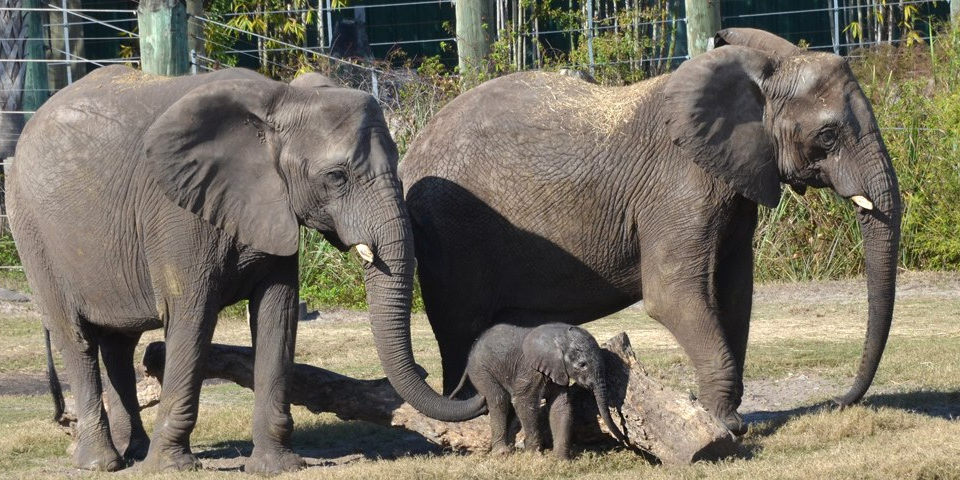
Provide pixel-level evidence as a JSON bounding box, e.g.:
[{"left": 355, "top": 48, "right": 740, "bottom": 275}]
[
  {"left": 864, "top": 389, "right": 960, "bottom": 418},
  {"left": 738, "top": 388, "right": 960, "bottom": 458},
  {"left": 196, "top": 419, "right": 444, "bottom": 471}
]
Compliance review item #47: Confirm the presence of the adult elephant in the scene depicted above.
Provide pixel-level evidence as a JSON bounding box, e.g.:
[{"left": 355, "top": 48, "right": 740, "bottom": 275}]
[
  {"left": 6, "top": 65, "right": 483, "bottom": 473},
  {"left": 399, "top": 28, "right": 901, "bottom": 435}
]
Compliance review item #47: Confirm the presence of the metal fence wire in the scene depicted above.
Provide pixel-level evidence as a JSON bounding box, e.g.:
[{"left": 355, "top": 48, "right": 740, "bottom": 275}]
[{"left": 0, "top": 0, "right": 954, "bottom": 268}]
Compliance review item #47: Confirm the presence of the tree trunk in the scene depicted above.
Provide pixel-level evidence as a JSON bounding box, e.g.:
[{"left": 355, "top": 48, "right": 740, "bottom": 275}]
[
  {"left": 684, "top": 0, "right": 721, "bottom": 57},
  {"left": 455, "top": 0, "right": 494, "bottom": 85},
  {"left": 134, "top": 333, "right": 736, "bottom": 464}
]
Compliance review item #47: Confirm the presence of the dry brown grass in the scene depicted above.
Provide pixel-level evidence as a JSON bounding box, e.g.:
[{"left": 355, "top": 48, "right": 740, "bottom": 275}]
[
  {"left": 0, "top": 272, "right": 958, "bottom": 479},
  {"left": 523, "top": 72, "right": 667, "bottom": 141}
]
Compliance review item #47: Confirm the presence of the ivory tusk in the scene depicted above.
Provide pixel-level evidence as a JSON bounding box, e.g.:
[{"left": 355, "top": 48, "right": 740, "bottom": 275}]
[
  {"left": 355, "top": 244, "right": 375, "bottom": 264},
  {"left": 851, "top": 195, "right": 874, "bottom": 210}
]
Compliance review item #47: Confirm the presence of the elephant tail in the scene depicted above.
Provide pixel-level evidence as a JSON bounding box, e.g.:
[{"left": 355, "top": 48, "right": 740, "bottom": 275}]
[
  {"left": 44, "top": 327, "right": 66, "bottom": 424},
  {"left": 447, "top": 369, "right": 470, "bottom": 400}
]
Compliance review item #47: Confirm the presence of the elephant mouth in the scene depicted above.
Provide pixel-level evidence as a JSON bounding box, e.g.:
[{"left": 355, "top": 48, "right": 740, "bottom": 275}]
[{"left": 321, "top": 230, "right": 349, "bottom": 251}]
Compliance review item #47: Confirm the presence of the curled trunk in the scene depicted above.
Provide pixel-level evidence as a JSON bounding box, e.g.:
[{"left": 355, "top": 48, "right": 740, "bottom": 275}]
[
  {"left": 593, "top": 375, "right": 626, "bottom": 443},
  {"left": 365, "top": 210, "right": 486, "bottom": 422}
]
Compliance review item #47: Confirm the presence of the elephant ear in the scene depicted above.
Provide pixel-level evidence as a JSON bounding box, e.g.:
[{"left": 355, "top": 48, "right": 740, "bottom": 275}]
[
  {"left": 712, "top": 28, "right": 801, "bottom": 57},
  {"left": 144, "top": 79, "right": 299, "bottom": 256},
  {"left": 522, "top": 326, "right": 570, "bottom": 386},
  {"left": 664, "top": 45, "right": 782, "bottom": 208}
]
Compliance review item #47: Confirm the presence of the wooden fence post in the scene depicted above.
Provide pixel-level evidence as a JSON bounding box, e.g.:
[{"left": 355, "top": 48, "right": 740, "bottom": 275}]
[
  {"left": 23, "top": 0, "right": 49, "bottom": 116},
  {"left": 138, "top": 0, "right": 190, "bottom": 76},
  {"left": 684, "top": 0, "right": 721, "bottom": 57},
  {"left": 456, "top": 0, "right": 494, "bottom": 85}
]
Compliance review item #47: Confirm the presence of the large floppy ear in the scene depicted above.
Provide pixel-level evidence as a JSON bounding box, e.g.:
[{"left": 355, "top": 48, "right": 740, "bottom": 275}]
[
  {"left": 522, "top": 326, "right": 570, "bottom": 386},
  {"left": 144, "top": 79, "right": 299, "bottom": 256},
  {"left": 664, "top": 45, "right": 782, "bottom": 208},
  {"left": 713, "top": 27, "right": 801, "bottom": 57}
]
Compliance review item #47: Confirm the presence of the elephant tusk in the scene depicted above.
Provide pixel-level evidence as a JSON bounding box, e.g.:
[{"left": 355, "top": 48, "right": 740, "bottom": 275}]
[
  {"left": 355, "top": 244, "right": 375, "bottom": 264},
  {"left": 851, "top": 195, "right": 874, "bottom": 210}
]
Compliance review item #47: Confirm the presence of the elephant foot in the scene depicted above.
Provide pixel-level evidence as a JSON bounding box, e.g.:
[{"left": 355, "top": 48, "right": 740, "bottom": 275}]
[
  {"left": 122, "top": 435, "right": 150, "bottom": 462},
  {"left": 72, "top": 441, "right": 124, "bottom": 472},
  {"left": 244, "top": 447, "right": 304, "bottom": 475},
  {"left": 140, "top": 449, "right": 202, "bottom": 472},
  {"left": 551, "top": 446, "right": 572, "bottom": 461},
  {"left": 490, "top": 443, "right": 514, "bottom": 456},
  {"left": 721, "top": 411, "right": 747, "bottom": 437}
]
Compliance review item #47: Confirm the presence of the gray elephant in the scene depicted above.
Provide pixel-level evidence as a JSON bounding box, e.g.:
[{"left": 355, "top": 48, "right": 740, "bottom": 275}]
[
  {"left": 451, "top": 323, "right": 625, "bottom": 459},
  {"left": 6, "top": 65, "right": 483, "bottom": 473},
  {"left": 399, "top": 28, "right": 901, "bottom": 435}
]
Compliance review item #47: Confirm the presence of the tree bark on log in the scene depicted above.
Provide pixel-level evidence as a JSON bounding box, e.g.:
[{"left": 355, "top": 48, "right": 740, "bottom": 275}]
[
  {"left": 598, "top": 333, "right": 737, "bottom": 464},
  {"left": 137, "top": 333, "right": 736, "bottom": 464}
]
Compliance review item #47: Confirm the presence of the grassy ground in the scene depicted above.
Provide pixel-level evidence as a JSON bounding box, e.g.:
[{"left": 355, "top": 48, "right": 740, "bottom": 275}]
[{"left": 0, "top": 271, "right": 958, "bottom": 479}]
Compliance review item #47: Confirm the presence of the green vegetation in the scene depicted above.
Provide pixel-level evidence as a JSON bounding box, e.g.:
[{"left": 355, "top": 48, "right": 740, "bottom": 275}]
[{"left": 2, "top": 20, "right": 958, "bottom": 310}]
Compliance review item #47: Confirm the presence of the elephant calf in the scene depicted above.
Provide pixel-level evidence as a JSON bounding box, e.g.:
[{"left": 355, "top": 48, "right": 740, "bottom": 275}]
[{"left": 452, "top": 323, "right": 625, "bottom": 459}]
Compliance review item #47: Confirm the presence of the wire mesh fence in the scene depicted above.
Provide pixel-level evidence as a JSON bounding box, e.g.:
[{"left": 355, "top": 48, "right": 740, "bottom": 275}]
[{"left": 0, "top": 0, "right": 954, "bottom": 270}]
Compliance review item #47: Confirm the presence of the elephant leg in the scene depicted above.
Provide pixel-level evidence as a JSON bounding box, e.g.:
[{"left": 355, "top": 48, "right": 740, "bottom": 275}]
[
  {"left": 546, "top": 389, "right": 573, "bottom": 460},
  {"left": 487, "top": 386, "right": 516, "bottom": 455},
  {"left": 714, "top": 203, "right": 758, "bottom": 435},
  {"left": 141, "top": 304, "right": 215, "bottom": 472},
  {"left": 100, "top": 331, "right": 149, "bottom": 461},
  {"left": 642, "top": 252, "right": 742, "bottom": 434},
  {"left": 438, "top": 334, "right": 478, "bottom": 396},
  {"left": 244, "top": 267, "right": 304, "bottom": 475},
  {"left": 513, "top": 379, "right": 546, "bottom": 453},
  {"left": 52, "top": 318, "right": 122, "bottom": 471},
  {"left": 419, "top": 267, "right": 486, "bottom": 395}
]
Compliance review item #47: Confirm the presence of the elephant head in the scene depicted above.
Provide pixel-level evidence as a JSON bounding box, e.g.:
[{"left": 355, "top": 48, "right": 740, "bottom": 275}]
[
  {"left": 142, "top": 78, "right": 485, "bottom": 422},
  {"left": 525, "top": 325, "right": 626, "bottom": 442},
  {"left": 665, "top": 28, "right": 901, "bottom": 407}
]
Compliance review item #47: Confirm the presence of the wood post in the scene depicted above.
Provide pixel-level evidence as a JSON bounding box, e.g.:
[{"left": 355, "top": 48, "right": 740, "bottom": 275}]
[
  {"left": 185, "top": 0, "right": 203, "bottom": 70},
  {"left": 684, "top": 0, "right": 721, "bottom": 57},
  {"left": 23, "top": 0, "right": 48, "bottom": 116},
  {"left": 455, "top": 0, "right": 494, "bottom": 84},
  {"left": 138, "top": 0, "right": 190, "bottom": 76}
]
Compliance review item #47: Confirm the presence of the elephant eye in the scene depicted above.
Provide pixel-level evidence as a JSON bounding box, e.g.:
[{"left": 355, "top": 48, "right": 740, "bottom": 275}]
[
  {"left": 325, "top": 170, "right": 348, "bottom": 188},
  {"left": 816, "top": 127, "right": 839, "bottom": 150}
]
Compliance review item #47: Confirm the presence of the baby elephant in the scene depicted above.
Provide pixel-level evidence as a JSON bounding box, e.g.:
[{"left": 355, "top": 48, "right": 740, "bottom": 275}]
[{"left": 452, "top": 323, "right": 626, "bottom": 459}]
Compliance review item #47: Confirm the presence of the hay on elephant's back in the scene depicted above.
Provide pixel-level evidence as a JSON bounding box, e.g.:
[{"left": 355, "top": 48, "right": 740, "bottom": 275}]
[{"left": 529, "top": 73, "right": 666, "bottom": 140}]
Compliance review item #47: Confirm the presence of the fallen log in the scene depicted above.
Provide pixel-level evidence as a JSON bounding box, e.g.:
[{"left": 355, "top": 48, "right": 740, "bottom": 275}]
[
  {"left": 598, "top": 333, "right": 738, "bottom": 464},
  {"left": 139, "top": 333, "right": 736, "bottom": 464}
]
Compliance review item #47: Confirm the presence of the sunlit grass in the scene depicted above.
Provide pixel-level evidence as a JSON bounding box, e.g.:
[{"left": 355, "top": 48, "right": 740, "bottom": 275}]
[{"left": 2, "top": 273, "right": 958, "bottom": 479}]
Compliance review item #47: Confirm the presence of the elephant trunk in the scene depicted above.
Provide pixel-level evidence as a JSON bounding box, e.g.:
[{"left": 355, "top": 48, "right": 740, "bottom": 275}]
[
  {"left": 592, "top": 368, "right": 626, "bottom": 443},
  {"left": 364, "top": 198, "right": 486, "bottom": 422},
  {"left": 835, "top": 148, "right": 901, "bottom": 407}
]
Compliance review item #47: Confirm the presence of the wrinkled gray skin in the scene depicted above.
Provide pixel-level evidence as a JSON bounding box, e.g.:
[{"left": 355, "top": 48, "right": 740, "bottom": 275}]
[
  {"left": 400, "top": 28, "right": 901, "bottom": 435},
  {"left": 451, "top": 324, "right": 625, "bottom": 459},
  {"left": 6, "top": 65, "right": 483, "bottom": 473}
]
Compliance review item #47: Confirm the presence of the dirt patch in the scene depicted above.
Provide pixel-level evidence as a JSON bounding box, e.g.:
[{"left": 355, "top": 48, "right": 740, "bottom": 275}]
[{"left": 0, "top": 372, "right": 59, "bottom": 396}]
